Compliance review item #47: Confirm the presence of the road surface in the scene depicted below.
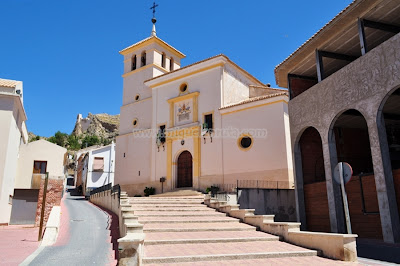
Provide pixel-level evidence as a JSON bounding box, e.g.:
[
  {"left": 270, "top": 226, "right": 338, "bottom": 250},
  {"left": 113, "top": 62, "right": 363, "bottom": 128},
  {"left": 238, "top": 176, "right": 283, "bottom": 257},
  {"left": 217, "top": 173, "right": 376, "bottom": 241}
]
[{"left": 29, "top": 191, "right": 117, "bottom": 265}]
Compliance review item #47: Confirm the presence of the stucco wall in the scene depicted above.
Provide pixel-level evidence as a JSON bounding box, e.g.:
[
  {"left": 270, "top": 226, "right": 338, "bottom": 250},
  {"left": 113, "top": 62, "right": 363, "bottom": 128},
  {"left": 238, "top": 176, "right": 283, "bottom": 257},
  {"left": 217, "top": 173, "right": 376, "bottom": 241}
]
[
  {"left": 0, "top": 98, "right": 22, "bottom": 224},
  {"left": 222, "top": 65, "right": 250, "bottom": 106},
  {"left": 289, "top": 33, "right": 400, "bottom": 241},
  {"left": 86, "top": 144, "right": 115, "bottom": 189},
  {"left": 220, "top": 98, "right": 293, "bottom": 188},
  {"left": 15, "top": 139, "right": 67, "bottom": 189},
  {"left": 238, "top": 188, "right": 296, "bottom": 222},
  {"left": 115, "top": 133, "right": 152, "bottom": 186}
]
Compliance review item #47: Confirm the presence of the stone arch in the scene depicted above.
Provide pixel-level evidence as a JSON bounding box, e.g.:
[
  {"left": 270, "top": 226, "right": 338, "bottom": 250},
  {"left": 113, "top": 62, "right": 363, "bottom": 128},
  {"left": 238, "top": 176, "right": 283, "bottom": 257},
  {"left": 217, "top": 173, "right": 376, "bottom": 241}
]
[
  {"left": 328, "top": 109, "right": 382, "bottom": 239},
  {"left": 294, "top": 126, "right": 330, "bottom": 232},
  {"left": 376, "top": 86, "right": 400, "bottom": 230}
]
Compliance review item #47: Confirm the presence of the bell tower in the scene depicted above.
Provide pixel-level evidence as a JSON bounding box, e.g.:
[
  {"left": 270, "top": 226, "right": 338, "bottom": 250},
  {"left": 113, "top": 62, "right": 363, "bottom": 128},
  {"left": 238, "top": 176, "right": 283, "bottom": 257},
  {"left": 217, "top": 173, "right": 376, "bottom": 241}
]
[{"left": 118, "top": 5, "right": 185, "bottom": 136}]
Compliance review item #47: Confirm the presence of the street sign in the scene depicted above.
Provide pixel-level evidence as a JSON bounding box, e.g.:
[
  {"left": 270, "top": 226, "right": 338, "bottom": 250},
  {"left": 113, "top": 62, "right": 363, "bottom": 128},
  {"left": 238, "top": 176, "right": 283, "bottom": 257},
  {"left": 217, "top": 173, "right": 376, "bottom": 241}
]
[
  {"left": 333, "top": 162, "right": 353, "bottom": 185},
  {"left": 334, "top": 162, "right": 353, "bottom": 234}
]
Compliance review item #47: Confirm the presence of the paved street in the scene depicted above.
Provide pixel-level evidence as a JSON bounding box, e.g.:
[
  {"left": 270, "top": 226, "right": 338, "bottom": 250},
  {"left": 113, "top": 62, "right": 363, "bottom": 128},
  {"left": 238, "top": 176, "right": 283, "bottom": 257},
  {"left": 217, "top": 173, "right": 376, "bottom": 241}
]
[{"left": 29, "top": 192, "right": 118, "bottom": 265}]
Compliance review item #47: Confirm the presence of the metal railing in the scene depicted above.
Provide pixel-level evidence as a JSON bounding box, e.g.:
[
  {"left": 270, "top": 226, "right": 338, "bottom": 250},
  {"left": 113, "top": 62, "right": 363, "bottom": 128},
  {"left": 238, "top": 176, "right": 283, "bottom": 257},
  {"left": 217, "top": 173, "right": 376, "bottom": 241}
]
[
  {"left": 90, "top": 183, "right": 121, "bottom": 204},
  {"left": 90, "top": 183, "right": 112, "bottom": 195}
]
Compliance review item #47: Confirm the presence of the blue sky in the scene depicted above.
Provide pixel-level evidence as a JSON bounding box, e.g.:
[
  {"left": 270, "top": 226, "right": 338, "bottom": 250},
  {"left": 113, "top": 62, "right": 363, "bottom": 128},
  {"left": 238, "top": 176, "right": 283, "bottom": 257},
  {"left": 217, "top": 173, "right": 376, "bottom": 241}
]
[{"left": 0, "top": 0, "right": 352, "bottom": 137}]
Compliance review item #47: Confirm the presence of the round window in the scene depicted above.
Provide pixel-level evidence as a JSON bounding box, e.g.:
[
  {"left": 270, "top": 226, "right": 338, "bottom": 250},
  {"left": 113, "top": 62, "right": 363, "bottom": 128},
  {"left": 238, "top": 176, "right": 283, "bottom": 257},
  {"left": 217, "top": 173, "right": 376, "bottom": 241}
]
[
  {"left": 179, "top": 83, "right": 188, "bottom": 93},
  {"left": 132, "top": 119, "right": 138, "bottom": 127},
  {"left": 239, "top": 136, "right": 253, "bottom": 150},
  {"left": 135, "top": 94, "right": 140, "bottom": 101}
]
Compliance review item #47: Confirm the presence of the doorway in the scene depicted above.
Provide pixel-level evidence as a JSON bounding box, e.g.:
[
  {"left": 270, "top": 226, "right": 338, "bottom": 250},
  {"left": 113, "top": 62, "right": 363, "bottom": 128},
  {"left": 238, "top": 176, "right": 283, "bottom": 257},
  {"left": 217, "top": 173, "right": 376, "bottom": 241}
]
[{"left": 177, "top": 151, "right": 193, "bottom": 188}]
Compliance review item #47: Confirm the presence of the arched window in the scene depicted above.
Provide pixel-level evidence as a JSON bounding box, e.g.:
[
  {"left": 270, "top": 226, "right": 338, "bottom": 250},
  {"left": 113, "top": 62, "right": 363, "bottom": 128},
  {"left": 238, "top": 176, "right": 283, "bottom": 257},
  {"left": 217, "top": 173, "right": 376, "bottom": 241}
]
[
  {"left": 161, "top": 52, "right": 166, "bottom": 68},
  {"left": 170, "top": 57, "right": 174, "bottom": 71},
  {"left": 131, "top": 55, "right": 137, "bottom": 71},
  {"left": 141, "top": 51, "right": 146, "bottom": 67}
]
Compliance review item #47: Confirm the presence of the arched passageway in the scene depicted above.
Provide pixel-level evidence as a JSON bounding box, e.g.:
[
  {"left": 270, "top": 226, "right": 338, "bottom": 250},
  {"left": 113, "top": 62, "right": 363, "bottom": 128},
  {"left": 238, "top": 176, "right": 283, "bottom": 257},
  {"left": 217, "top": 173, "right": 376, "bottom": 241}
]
[
  {"left": 381, "top": 87, "right": 400, "bottom": 222},
  {"left": 298, "top": 127, "right": 331, "bottom": 232},
  {"left": 331, "top": 109, "right": 382, "bottom": 239}
]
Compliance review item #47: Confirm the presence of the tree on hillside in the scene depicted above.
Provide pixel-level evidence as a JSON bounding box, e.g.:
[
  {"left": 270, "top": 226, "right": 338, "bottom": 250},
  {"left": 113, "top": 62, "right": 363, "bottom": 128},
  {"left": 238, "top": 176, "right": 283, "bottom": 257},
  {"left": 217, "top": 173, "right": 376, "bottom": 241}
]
[
  {"left": 81, "top": 135, "right": 100, "bottom": 148},
  {"left": 48, "top": 131, "right": 68, "bottom": 147},
  {"left": 68, "top": 135, "right": 81, "bottom": 150}
]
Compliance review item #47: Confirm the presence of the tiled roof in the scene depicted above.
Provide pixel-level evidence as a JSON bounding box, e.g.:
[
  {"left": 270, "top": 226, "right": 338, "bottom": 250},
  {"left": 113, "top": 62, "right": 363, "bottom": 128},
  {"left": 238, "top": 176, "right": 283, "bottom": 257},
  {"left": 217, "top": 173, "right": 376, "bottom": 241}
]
[
  {"left": 274, "top": 0, "right": 357, "bottom": 70},
  {"left": 219, "top": 91, "right": 288, "bottom": 110},
  {"left": 0, "top": 78, "right": 20, "bottom": 88},
  {"left": 145, "top": 54, "right": 265, "bottom": 87},
  {"left": 119, "top": 36, "right": 186, "bottom": 57}
]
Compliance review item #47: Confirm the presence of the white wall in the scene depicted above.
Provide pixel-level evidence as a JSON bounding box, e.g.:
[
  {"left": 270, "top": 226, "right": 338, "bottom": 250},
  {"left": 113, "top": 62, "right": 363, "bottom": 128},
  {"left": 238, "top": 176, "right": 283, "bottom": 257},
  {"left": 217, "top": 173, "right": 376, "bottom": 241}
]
[
  {"left": 86, "top": 143, "right": 115, "bottom": 190},
  {"left": 0, "top": 97, "right": 23, "bottom": 223},
  {"left": 15, "top": 139, "right": 67, "bottom": 189}
]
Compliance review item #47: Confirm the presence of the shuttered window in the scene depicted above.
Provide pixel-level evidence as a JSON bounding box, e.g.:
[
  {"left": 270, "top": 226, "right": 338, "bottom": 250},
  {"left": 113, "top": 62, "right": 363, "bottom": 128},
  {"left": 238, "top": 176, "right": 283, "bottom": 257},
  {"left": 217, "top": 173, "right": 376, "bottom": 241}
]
[{"left": 93, "top": 157, "right": 104, "bottom": 172}]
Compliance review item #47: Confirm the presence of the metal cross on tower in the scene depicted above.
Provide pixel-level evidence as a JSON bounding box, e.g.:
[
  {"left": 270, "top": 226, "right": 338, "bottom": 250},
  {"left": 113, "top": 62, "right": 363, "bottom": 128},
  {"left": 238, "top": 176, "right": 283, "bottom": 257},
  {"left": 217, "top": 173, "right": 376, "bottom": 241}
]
[{"left": 150, "top": 2, "right": 158, "bottom": 18}]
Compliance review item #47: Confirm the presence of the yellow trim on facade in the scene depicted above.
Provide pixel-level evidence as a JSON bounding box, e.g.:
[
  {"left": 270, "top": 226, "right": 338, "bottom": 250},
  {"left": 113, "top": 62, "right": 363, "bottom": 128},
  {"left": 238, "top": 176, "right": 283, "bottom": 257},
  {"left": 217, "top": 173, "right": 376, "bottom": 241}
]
[
  {"left": 166, "top": 126, "right": 202, "bottom": 187},
  {"left": 167, "top": 92, "right": 200, "bottom": 128},
  {"left": 122, "top": 63, "right": 167, "bottom": 78},
  {"left": 166, "top": 139, "right": 172, "bottom": 181},
  {"left": 165, "top": 125, "right": 201, "bottom": 141},
  {"left": 148, "top": 63, "right": 224, "bottom": 88},
  {"left": 237, "top": 133, "right": 254, "bottom": 151},
  {"left": 221, "top": 99, "right": 288, "bottom": 116},
  {"left": 179, "top": 83, "right": 188, "bottom": 94},
  {"left": 193, "top": 134, "right": 201, "bottom": 178}
]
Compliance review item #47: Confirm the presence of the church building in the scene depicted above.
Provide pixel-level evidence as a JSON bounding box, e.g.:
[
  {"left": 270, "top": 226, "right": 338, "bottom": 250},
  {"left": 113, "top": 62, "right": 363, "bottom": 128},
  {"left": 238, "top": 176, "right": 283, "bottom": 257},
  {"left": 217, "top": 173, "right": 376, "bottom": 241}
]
[{"left": 115, "top": 18, "right": 294, "bottom": 196}]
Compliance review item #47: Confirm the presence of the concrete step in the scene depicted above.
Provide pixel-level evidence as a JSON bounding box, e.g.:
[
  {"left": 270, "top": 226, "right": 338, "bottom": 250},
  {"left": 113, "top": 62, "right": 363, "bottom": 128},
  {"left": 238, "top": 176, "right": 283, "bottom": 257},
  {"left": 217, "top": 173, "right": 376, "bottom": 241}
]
[
  {"left": 131, "top": 208, "right": 216, "bottom": 212},
  {"left": 139, "top": 216, "right": 239, "bottom": 224},
  {"left": 149, "top": 190, "right": 203, "bottom": 197},
  {"left": 143, "top": 241, "right": 317, "bottom": 264},
  {"left": 144, "top": 231, "right": 279, "bottom": 245},
  {"left": 125, "top": 223, "right": 144, "bottom": 234},
  {"left": 133, "top": 212, "right": 227, "bottom": 217},
  {"left": 130, "top": 201, "right": 204, "bottom": 205},
  {"left": 130, "top": 204, "right": 208, "bottom": 208},
  {"left": 143, "top": 222, "right": 256, "bottom": 232},
  {"left": 130, "top": 198, "right": 204, "bottom": 202},
  {"left": 144, "top": 256, "right": 354, "bottom": 265}
]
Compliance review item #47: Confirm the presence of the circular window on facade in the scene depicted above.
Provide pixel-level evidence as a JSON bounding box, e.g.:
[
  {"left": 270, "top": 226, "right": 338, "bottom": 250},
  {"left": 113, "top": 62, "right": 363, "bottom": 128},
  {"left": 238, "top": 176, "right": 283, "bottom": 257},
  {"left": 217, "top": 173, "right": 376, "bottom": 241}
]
[
  {"left": 132, "top": 119, "right": 138, "bottom": 127},
  {"left": 179, "top": 83, "right": 188, "bottom": 93},
  {"left": 238, "top": 134, "right": 253, "bottom": 150},
  {"left": 135, "top": 94, "right": 140, "bottom": 101}
]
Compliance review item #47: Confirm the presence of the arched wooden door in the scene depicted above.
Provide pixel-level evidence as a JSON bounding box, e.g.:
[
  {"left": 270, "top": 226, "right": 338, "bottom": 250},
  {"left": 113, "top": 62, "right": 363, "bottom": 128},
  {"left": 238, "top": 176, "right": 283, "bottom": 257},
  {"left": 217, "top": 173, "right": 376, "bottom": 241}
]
[{"left": 177, "top": 151, "right": 193, "bottom": 188}]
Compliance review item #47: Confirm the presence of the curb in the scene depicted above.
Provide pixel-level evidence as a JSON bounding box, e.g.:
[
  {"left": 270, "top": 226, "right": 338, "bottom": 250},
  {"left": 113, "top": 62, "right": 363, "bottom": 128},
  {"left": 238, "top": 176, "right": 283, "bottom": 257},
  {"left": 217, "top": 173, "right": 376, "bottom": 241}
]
[{"left": 20, "top": 195, "right": 65, "bottom": 265}]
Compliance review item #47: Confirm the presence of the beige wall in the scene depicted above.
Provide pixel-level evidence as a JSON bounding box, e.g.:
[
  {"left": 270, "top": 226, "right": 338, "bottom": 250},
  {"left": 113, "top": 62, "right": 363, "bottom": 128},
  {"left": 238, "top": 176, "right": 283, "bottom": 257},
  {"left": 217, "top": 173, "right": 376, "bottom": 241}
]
[
  {"left": 15, "top": 139, "right": 67, "bottom": 189},
  {"left": 0, "top": 95, "right": 26, "bottom": 223},
  {"left": 220, "top": 97, "right": 293, "bottom": 188}
]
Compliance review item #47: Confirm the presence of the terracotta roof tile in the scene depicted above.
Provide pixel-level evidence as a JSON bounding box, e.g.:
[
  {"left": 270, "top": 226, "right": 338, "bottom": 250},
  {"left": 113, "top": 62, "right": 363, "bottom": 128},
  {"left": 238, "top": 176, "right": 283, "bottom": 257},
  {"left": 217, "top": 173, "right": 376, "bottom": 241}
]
[
  {"left": 0, "top": 78, "right": 20, "bottom": 88},
  {"left": 219, "top": 91, "right": 288, "bottom": 110},
  {"left": 145, "top": 54, "right": 265, "bottom": 87}
]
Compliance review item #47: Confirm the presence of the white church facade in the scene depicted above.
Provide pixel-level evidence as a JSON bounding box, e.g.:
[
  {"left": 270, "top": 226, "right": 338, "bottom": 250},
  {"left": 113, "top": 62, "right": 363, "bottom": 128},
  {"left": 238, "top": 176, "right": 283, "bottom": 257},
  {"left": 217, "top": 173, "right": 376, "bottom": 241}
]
[{"left": 115, "top": 26, "right": 294, "bottom": 196}]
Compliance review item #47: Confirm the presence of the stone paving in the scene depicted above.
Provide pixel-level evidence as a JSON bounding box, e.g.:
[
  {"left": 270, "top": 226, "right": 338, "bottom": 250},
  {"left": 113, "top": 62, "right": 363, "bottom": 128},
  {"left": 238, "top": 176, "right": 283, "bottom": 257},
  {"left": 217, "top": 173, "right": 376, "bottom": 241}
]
[
  {"left": 0, "top": 225, "right": 40, "bottom": 266},
  {"left": 129, "top": 194, "right": 359, "bottom": 265}
]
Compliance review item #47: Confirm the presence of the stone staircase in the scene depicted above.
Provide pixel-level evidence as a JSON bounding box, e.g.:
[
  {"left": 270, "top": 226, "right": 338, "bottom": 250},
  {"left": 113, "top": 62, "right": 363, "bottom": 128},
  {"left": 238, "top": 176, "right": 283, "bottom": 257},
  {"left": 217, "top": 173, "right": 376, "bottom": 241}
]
[{"left": 125, "top": 193, "right": 357, "bottom": 265}]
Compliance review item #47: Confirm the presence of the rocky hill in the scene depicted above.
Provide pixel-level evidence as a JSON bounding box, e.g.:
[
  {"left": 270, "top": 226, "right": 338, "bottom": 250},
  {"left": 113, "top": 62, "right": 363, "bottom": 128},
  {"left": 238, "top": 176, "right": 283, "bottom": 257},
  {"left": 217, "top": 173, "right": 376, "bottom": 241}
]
[{"left": 72, "top": 113, "right": 120, "bottom": 141}]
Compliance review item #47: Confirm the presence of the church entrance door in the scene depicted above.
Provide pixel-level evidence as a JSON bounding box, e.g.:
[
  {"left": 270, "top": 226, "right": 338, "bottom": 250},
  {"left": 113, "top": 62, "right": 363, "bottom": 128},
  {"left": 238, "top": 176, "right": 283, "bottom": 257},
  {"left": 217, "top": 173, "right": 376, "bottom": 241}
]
[{"left": 177, "top": 151, "right": 193, "bottom": 188}]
